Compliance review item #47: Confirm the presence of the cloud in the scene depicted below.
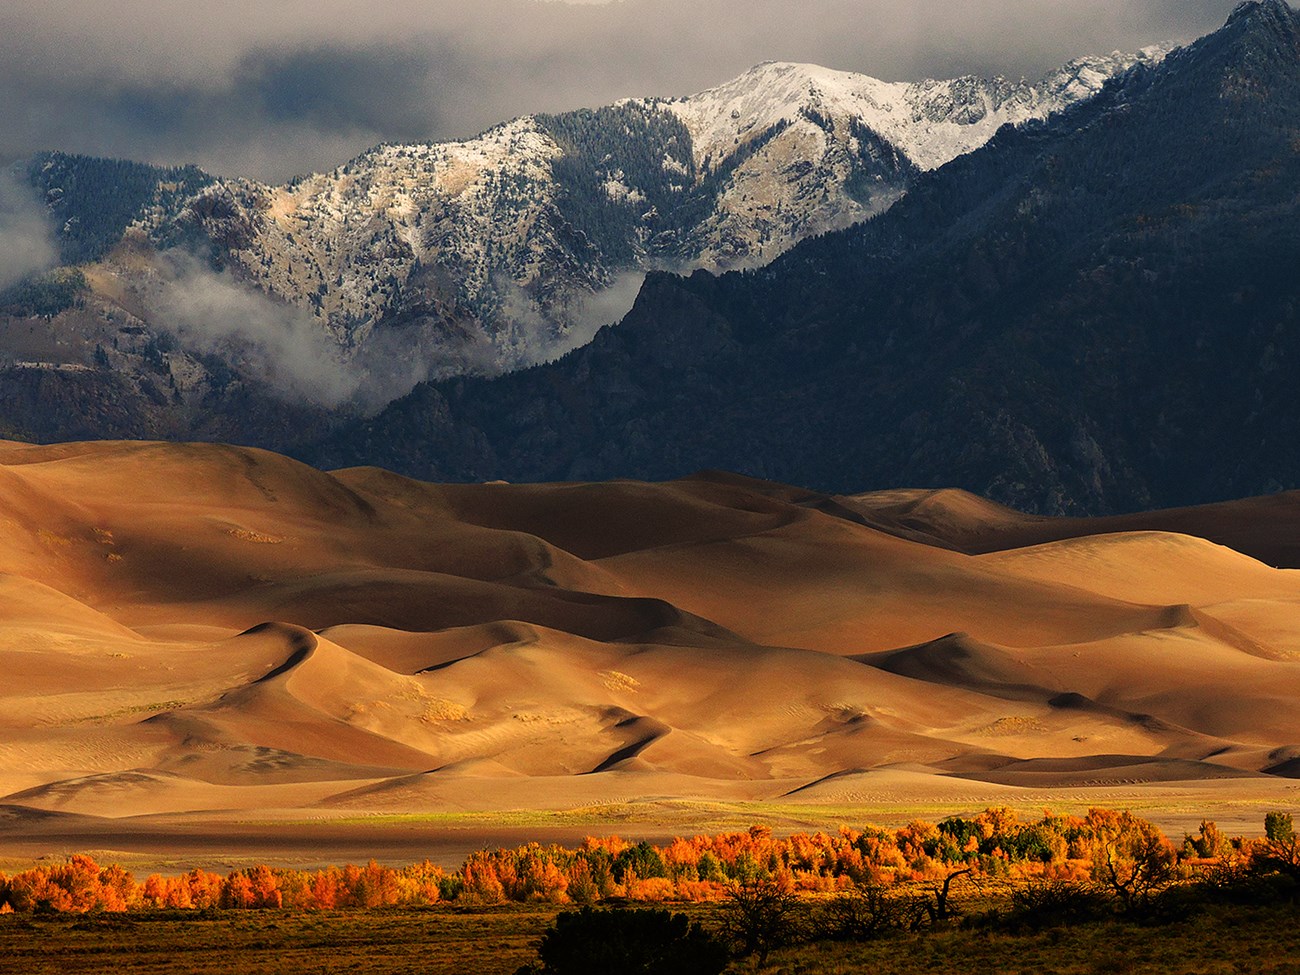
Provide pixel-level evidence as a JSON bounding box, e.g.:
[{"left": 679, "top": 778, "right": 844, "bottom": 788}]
[
  {"left": 146, "top": 252, "right": 361, "bottom": 406},
  {"left": 147, "top": 252, "right": 437, "bottom": 411},
  {"left": 551, "top": 271, "right": 648, "bottom": 359},
  {"left": 487, "top": 270, "right": 648, "bottom": 369},
  {"left": 0, "top": 168, "right": 57, "bottom": 291},
  {"left": 0, "top": 0, "right": 1242, "bottom": 182}
]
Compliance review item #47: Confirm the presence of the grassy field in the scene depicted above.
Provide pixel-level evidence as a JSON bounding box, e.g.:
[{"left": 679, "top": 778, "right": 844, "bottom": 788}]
[
  {"left": 758, "top": 908, "right": 1300, "bottom": 975},
  {"left": 2, "top": 899, "right": 1297, "bottom": 975},
  {"left": 257, "top": 793, "right": 1300, "bottom": 837},
  {"left": 0, "top": 905, "right": 556, "bottom": 975}
]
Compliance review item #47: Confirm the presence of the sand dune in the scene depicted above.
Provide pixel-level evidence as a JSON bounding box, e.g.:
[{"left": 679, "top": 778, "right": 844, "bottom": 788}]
[
  {"left": 846, "top": 484, "right": 1300, "bottom": 568},
  {"left": 1, "top": 441, "right": 1298, "bottom": 858}
]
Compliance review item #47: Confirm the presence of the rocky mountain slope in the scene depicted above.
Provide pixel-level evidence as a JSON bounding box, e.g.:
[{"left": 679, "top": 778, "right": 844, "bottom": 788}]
[
  {"left": 309, "top": 0, "right": 1300, "bottom": 516},
  {"left": 657, "top": 54, "right": 1165, "bottom": 269},
  {"left": 165, "top": 51, "right": 1162, "bottom": 373},
  {"left": 1, "top": 47, "right": 1159, "bottom": 444}
]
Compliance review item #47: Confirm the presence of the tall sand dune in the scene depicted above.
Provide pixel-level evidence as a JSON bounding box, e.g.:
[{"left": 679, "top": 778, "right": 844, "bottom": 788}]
[{"left": 1, "top": 441, "right": 1298, "bottom": 856}]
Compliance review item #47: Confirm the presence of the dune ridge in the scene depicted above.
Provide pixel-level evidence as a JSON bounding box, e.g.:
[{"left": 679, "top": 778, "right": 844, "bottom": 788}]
[{"left": 1, "top": 441, "right": 1298, "bottom": 858}]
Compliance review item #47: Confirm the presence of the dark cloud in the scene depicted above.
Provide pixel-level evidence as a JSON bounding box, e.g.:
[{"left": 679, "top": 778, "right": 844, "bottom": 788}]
[
  {"left": 0, "top": 41, "right": 447, "bottom": 179},
  {"left": 236, "top": 45, "right": 441, "bottom": 135},
  {"left": 0, "top": 0, "right": 1246, "bottom": 182}
]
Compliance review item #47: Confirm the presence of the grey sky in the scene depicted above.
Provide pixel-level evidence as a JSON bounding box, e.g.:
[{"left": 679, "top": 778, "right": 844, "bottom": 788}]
[{"left": 0, "top": 0, "right": 1243, "bottom": 182}]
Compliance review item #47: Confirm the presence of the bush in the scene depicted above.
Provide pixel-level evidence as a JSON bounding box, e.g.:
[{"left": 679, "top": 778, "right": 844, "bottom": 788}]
[
  {"left": 514, "top": 908, "right": 728, "bottom": 975},
  {"left": 1200, "top": 863, "right": 1299, "bottom": 907},
  {"left": 817, "top": 880, "right": 907, "bottom": 940},
  {"left": 720, "top": 877, "right": 807, "bottom": 965},
  {"left": 1006, "top": 879, "right": 1112, "bottom": 930}
]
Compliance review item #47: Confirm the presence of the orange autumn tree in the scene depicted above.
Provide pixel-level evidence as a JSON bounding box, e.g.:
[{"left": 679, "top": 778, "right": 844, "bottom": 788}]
[
  {"left": 4, "top": 855, "right": 137, "bottom": 913},
  {"left": 1086, "top": 808, "right": 1177, "bottom": 912},
  {"left": 2, "top": 808, "right": 1279, "bottom": 915}
]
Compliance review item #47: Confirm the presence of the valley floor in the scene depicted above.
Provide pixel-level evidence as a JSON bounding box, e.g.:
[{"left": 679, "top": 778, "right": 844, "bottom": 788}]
[
  {"left": 2, "top": 899, "right": 1296, "bottom": 975},
  {"left": 3, "top": 782, "right": 1300, "bottom": 873}
]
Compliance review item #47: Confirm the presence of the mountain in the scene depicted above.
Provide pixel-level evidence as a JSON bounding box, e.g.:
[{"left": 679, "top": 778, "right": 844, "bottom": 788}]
[
  {"left": 309, "top": 0, "right": 1300, "bottom": 516},
  {"left": 657, "top": 54, "right": 1166, "bottom": 269},
  {"left": 0, "top": 155, "right": 340, "bottom": 449},
  {"left": 162, "top": 52, "right": 1161, "bottom": 373},
  {"left": 0, "top": 50, "right": 1158, "bottom": 451}
]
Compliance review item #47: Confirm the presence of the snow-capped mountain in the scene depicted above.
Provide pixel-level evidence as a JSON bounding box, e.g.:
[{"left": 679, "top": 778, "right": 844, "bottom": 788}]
[
  {"left": 171, "top": 118, "right": 573, "bottom": 373},
  {"left": 307, "top": 0, "right": 1300, "bottom": 515},
  {"left": 156, "top": 50, "right": 1167, "bottom": 376},
  {"left": 646, "top": 51, "right": 1168, "bottom": 268},
  {"left": 2, "top": 46, "right": 1169, "bottom": 452}
]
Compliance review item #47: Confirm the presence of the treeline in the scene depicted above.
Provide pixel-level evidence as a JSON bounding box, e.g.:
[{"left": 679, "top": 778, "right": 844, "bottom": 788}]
[
  {"left": 26, "top": 152, "right": 214, "bottom": 265},
  {"left": 536, "top": 103, "right": 697, "bottom": 266},
  {"left": 0, "top": 268, "right": 87, "bottom": 319},
  {"left": 2, "top": 807, "right": 1297, "bottom": 915}
]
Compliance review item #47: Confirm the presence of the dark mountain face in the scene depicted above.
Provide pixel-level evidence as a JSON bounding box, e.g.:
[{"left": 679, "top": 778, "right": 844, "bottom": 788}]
[
  {"left": 4, "top": 57, "right": 1106, "bottom": 454},
  {"left": 307, "top": 0, "right": 1300, "bottom": 516},
  {"left": 27, "top": 153, "right": 215, "bottom": 265}
]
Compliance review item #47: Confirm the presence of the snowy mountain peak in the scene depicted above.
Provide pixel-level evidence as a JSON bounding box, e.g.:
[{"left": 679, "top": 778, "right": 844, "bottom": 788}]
[
  {"left": 661, "top": 61, "right": 900, "bottom": 168},
  {"left": 118, "top": 44, "right": 1176, "bottom": 397},
  {"left": 665, "top": 50, "right": 1169, "bottom": 174}
]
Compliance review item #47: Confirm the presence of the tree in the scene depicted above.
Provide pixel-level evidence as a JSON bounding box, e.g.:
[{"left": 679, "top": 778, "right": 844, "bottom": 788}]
[
  {"left": 1265, "top": 812, "right": 1294, "bottom": 844},
  {"left": 1258, "top": 812, "right": 1300, "bottom": 881},
  {"left": 911, "top": 868, "right": 976, "bottom": 928},
  {"left": 1089, "top": 813, "right": 1176, "bottom": 914},
  {"left": 1184, "top": 819, "right": 1231, "bottom": 859},
  {"left": 817, "top": 879, "right": 906, "bottom": 940},
  {"left": 720, "top": 877, "right": 805, "bottom": 966}
]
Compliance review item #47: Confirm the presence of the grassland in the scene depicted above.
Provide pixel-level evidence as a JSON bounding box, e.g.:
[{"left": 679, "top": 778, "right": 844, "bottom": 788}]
[
  {"left": 1, "top": 897, "right": 1297, "bottom": 975},
  {"left": 0, "top": 905, "right": 554, "bottom": 975}
]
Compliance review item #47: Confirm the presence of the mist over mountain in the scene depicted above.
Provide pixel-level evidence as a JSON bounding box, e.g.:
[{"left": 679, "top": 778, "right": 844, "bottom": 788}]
[
  {"left": 309, "top": 0, "right": 1300, "bottom": 515},
  {"left": 0, "top": 50, "right": 1148, "bottom": 450}
]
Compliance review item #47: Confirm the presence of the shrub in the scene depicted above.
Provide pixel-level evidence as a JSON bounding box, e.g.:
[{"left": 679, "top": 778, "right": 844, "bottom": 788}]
[
  {"left": 720, "top": 877, "right": 806, "bottom": 965},
  {"left": 514, "top": 908, "right": 728, "bottom": 975},
  {"left": 1006, "top": 879, "right": 1112, "bottom": 930},
  {"left": 817, "top": 880, "right": 907, "bottom": 940}
]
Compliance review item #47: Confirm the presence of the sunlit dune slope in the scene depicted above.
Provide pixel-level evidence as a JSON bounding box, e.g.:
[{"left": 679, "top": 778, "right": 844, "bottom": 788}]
[
  {"left": 845, "top": 485, "right": 1300, "bottom": 569},
  {"left": 1, "top": 440, "right": 1298, "bottom": 826}
]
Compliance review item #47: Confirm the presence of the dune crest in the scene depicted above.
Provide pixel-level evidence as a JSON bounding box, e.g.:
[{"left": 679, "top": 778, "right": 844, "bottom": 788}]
[{"left": 1, "top": 441, "right": 1298, "bottom": 846}]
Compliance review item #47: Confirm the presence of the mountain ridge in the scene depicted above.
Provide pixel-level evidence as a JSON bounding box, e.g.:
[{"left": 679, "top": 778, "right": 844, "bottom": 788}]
[
  {"left": 304, "top": 0, "right": 1300, "bottom": 516},
  {"left": 4, "top": 47, "right": 1161, "bottom": 401}
]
